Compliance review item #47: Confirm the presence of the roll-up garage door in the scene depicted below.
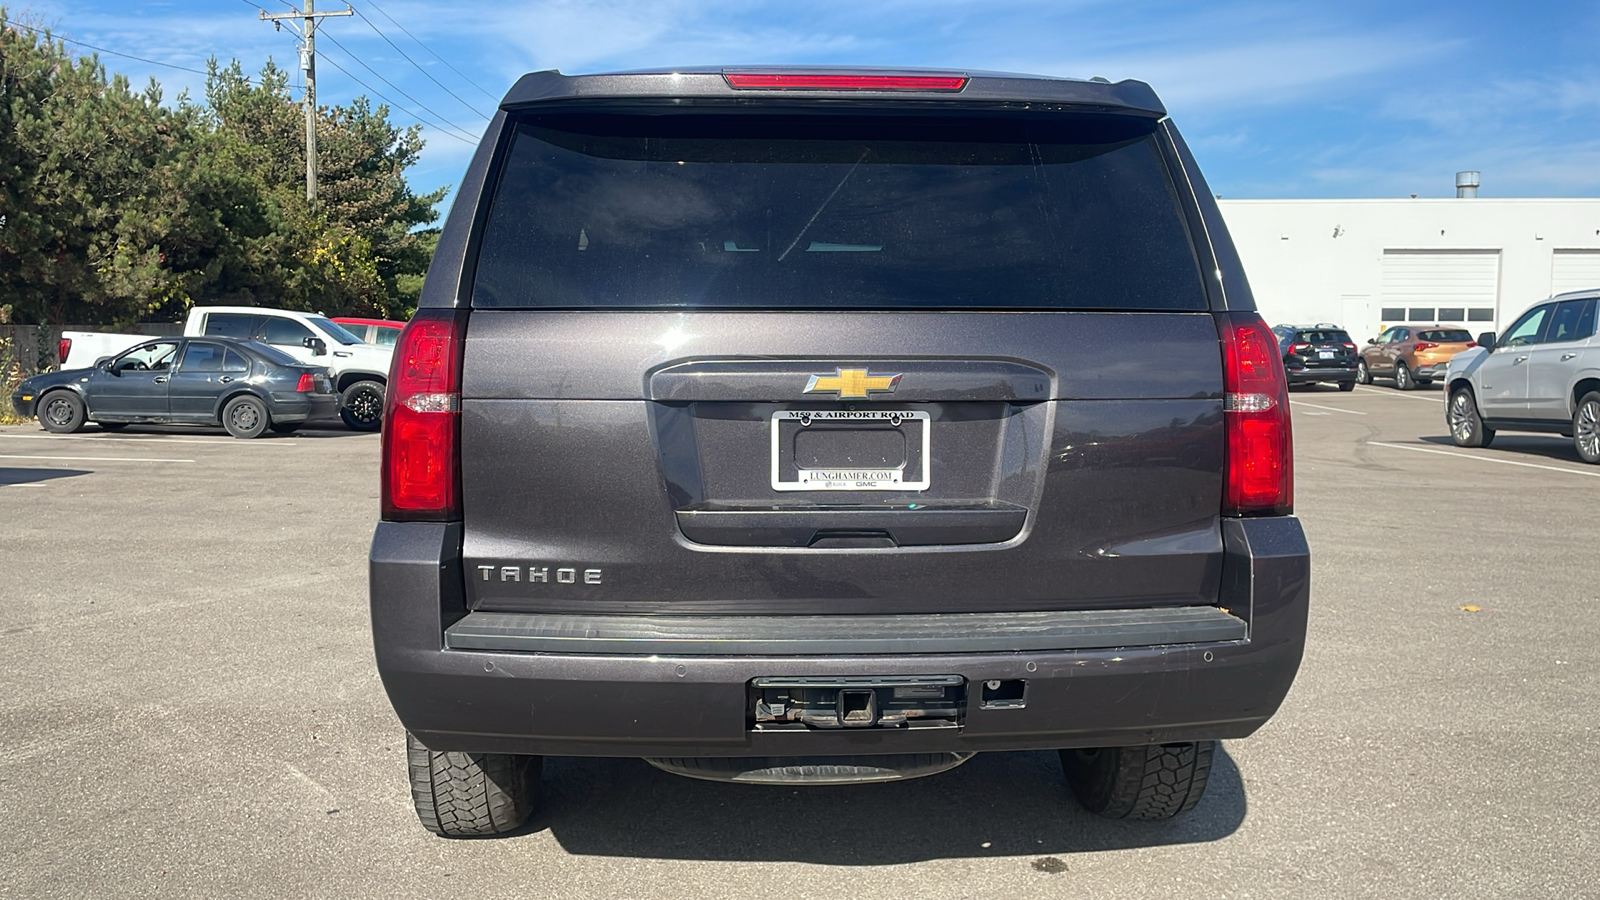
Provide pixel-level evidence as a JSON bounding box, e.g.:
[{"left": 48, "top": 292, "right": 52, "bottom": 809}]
[
  {"left": 1551, "top": 250, "right": 1600, "bottom": 296},
  {"left": 1381, "top": 250, "right": 1500, "bottom": 328}
]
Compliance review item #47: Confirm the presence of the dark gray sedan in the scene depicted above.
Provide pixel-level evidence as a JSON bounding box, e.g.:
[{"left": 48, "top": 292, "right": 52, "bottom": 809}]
[{"left": 10, "top": 337, "right": 337, "bottom": 439}]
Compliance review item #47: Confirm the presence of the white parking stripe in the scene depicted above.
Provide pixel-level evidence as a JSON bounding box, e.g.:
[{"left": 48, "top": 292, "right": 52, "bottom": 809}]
[
  {"left": 1352, "top": 386, "right": 1443, "bottom": 403},
  {"left": 0, "top": 434, "right": 295, "bottom": 446},
  {"left": 1291, "top": 401, "right": 1368, "bottom": 415},
  {"left": 1367, "top": 441, "right": 1600, "bottom": 478},
  {"left": 0, "top": 454, "right": 195, "bottom": 464}
]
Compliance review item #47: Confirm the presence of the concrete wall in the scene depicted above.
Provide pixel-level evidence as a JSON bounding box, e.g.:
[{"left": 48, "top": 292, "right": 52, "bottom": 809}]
[{"left": 1219, "top": 198, "right": 1600, "bottom": 341}]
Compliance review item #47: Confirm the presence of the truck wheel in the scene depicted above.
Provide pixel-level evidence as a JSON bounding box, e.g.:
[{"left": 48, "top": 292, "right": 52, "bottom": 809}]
[
  {"left": 1061, "top": 741, "right": 1214, "bottom": 820},
  {"left": 1448, "top": 387, "right": 1494, "bottom": 448},
  {"left": 1394, "top": 362, "right": 1414, "bottom": 391},
  {"left": 39, "top": 391, "right": 87, "bottom": 434},
  {"left": 1355, "top": 360, "right": 1371, "bottom": 385},
  {"left": 340, "top": 380, "right": 385, "bottom": 432},
  {"left": 406, "top": 732, "right": 540, "bottom": 837},
  {"left": 1574, "top": 391, "right": 1600, "bottom": 464},
  {"left": 222, "top": 395, "right": 269, "bottom": 439}
]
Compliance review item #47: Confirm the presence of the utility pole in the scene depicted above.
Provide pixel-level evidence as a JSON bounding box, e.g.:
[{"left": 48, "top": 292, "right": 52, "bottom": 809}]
[{"left": 259, "top": 1, "right": 352, "bottom": 203}]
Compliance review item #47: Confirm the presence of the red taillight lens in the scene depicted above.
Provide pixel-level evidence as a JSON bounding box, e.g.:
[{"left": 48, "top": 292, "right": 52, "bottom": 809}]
[
  {"left": 1217, "top": 312, "right": 1293, "bottom": 516},
  {"left": 1288, "top": 343, "right": 1311, "bottom": 355},
  {"left": 723, "top": 72, "right": 969, "bottom": 92},
  {"left": 58, "top": 338, "right": 71, "bottom": 365},
  {"left": 295, "top": 373, "right": 316, "bottom": 392},
  {"left": 381, "top": 308, "right": 468, "bottom": 521},
  {"left": 1466, "top": 341, "right": 1477, "bottom": 348},
  {"left": 1342, "top": 342, "right": 1356, "bottom": 351},
  {"left": 1414, "top": 342, "right": 1438, "bottom": 352}
]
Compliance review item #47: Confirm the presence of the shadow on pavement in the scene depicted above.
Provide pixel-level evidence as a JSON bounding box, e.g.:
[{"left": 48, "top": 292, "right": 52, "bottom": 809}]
[
  {"left": 0, "top": 467, "right": 92, "bottom": 485},
  {"left": 530, "top": 745, "right": 1246, "bottom": 862},
  {"left": 1419, "top": 433, "right": 1586, "bottom": 464}
]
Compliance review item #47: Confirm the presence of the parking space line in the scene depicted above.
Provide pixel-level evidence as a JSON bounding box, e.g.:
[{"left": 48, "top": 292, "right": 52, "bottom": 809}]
[
  {"left": 0, "top": 454, "right": 195, "bottom": 464},
  {"left": 1291, "top": 401, "right": 1367, "bottom": 415},
  {"left": 0, "top": 434, "right": 295, "bottom": 446},
  {"left": 1352, "top": 386, "right": 1443, "bottom": 403},
  {"left": 1367, "top": 441, "right": 1600, "bottom": 478}
]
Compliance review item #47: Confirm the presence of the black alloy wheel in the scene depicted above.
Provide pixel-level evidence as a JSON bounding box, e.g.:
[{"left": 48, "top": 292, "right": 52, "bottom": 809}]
[
  {"left": 340, "top": 380, "right": 385, "bottom": 432},
  {"left": 39, "top": 391, "right": 87, "bottom": 434}
]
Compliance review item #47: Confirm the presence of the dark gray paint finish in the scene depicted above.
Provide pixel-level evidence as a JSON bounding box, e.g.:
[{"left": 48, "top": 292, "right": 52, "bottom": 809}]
[
  {"left": 462, "top": 311, "right": 1223, "bottom": 401},
  {"left": 444, "top": 606, "right": 1248, "bottom": 655},
  {"left": 674, "top": 503, "right": 1027, "bottom": 547},
  {"left": 649, "top": 359, "right": 1052, "bottom": 403},
  {"left": 370, "top": 517, "right": 1305, "bottom": 756},
  {"left": 501, "top": 69, "right": 1166, "bottom": 118}
]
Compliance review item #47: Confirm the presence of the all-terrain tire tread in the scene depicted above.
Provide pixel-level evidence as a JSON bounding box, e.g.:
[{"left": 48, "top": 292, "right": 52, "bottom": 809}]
[
  {"left": 405, "top": 732, "right": 538, "bottom": 837},
  {"left": 1063, "top": 741, "right": 1215, "bottom": 821}
]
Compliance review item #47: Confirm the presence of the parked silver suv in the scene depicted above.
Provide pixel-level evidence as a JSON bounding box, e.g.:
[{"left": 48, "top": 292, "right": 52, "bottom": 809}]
[{"left": 1445, "top": 290, "right": 1600, "bottom": 462}]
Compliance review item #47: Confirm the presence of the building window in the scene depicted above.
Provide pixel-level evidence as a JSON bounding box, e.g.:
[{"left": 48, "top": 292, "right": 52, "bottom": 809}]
[
  {"left": 1438, "top": 307, "right": 1465, "bottom": 321},
  {"left": 1381, "top": 308, "right": 1406, "bottom": 322},
  {"left": 1408, "top": 308, "right": 1436, "bottom": 321},
  {"left": 1468, "top": 308, "right": 1495, "bottom": 322}
]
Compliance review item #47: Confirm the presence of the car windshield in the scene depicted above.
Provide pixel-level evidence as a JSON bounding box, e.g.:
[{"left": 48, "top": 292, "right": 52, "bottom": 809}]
[
  {"left": 308, "top": 316, "right": 365, "bottom": 345},
  {"left": 1418, "top": 329, "right": 1473, "bottom": 342},
  {"left": 1295, "top": 331, "right": 1351, "bottom": 344},
  {"left": 242, "top": 341, "right": 302, "bottom": 366},
  {"left": 472, "top": 113, "right": 1205, "bottom": 311}
]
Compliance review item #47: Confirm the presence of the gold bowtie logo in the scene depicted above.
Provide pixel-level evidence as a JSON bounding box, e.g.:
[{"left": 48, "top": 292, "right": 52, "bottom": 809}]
[{"left": 804, "top": 368, "right": 902, "bottom": 400}]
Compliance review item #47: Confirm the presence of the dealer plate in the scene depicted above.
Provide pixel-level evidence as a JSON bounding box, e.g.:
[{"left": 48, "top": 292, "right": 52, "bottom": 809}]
[{"left": 770, "top": 410, "right": 930, "bottom": 492}]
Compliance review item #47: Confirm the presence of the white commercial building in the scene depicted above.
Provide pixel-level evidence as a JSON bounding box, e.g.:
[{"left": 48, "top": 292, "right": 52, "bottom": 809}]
[{"left": 1219, "top": 195, "right": 1600, "bottom": 342}]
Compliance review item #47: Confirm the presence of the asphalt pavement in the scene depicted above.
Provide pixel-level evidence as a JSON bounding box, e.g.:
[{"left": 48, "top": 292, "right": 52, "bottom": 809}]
[{"left": 1, "top": 389, "right": 1595, "bottom": 899}]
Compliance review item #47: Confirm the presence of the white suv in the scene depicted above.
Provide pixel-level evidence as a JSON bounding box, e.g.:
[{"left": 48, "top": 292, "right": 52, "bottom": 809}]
[{"left": 1444, "top": 290, "right": 1600, "bottom": 463}]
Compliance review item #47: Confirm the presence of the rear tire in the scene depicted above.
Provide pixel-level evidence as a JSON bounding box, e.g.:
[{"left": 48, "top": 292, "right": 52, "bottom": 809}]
[
  {"left": 1394, "top": 362, "right": 1414, "bottom": 391},
  {"left": 339, "top": 380, "right": 385, "bottom": 432},
  {"left": 1573, "top": 391, "right": 1600, "bottom": 464},
  {"left": 38, "top": 391, "right": 86, "bottom": 434},
  {"left": 1355, "top": 360, "right": 1371, "bottom": 385},
  {"left": 1338, "top": 380, "right": 1356, "bottom": 392},
  {"left": 1061, "top": 741, "right": 1215, "bottom": 820},
  {"left": 1448, "top": 387, "right": 1494, "bottom": 448},
  {"left": 222, "top": 395, "right": 269, "bottom": 439},
  {"left": 406, "top": 732, "right": 540, "bottom": 837}
]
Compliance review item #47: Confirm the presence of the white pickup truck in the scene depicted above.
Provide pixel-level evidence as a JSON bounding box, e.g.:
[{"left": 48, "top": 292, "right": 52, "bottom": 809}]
[{"left": 61, "top": 306, "right": 395, "bottom": 430}]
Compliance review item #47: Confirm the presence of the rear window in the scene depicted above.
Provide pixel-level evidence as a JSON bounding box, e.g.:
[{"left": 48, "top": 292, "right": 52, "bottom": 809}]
[
  {"left": 1294, "top": 331, "right": 1351, "bottom": 344},
  {"left": 1418, "top": 329, "right": 1472, "bottom": 342},
  {"left": 472, "top": 114, "right": 1204, "bottom": 311},
  {"left": 242, "top": 341, "right": 300, "bottom": 366}
]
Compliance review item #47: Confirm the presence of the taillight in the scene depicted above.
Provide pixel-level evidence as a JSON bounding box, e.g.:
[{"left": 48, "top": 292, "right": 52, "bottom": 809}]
[
  {"left": 1217, "top": 312, "right": 1293, "bottom": 516},
  {"left": 295, "top": 373, "right": 316, "bottom": 392},
  {"left": 1414, "top": 342, "right": 1438, "bottom": 352},
  {"left": 381, "top": 308, "right": 468, "bottom": 521},
  {"left": 1341, "top": 342, "right": 1356, "bottom": 351},
  {"left": 1288, "top": 343, "right": 1311, "bottom": 355},
  {"left": 1466, "top": 341, "right": 1477, "bottom": 348},
  {"left": 58, "top": 338, "right": 71, "bottom": 365},
  {"left": 723, "top": 71, "right": 969, "bottom": 92}
]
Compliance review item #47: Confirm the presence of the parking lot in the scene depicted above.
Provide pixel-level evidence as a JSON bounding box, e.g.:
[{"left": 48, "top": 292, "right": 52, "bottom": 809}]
[{"left": 1, "top": 389, "right": 1596, "bottom": 899}]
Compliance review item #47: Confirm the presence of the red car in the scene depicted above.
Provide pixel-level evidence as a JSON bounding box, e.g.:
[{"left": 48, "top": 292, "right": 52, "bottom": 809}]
[{"left": 333, "top": 317, "right": 405, "bottom": 348}]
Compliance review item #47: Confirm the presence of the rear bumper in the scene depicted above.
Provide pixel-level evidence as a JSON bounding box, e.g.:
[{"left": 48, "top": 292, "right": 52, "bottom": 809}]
[
  {"left": 266, "top": 392, "right": 338, "bottom": 423},
  {"left": 1412, "top": 363, "right": 1449, "bottom": 380},
  {"left": 370, "top": 517, "right": 1309, "bottom": 757},
  {"left": 1287, "top": 368, "right": 1356, "bottom": 384}
]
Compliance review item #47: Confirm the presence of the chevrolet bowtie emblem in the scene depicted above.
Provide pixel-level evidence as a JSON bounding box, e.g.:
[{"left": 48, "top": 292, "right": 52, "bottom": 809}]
[{"left": 804, "top": 367, "right": 902, "bottom": 400}]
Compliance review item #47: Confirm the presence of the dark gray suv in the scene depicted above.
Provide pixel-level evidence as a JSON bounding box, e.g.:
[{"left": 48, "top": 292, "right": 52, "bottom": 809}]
[{"left": 370, "top": 68, "right": 1309, "bottom": 836}]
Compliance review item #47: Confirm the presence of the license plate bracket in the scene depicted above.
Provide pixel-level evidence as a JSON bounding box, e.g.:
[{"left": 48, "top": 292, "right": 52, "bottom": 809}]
[{"left": 770, "top": 410, "right": 930, "bottom": 491}]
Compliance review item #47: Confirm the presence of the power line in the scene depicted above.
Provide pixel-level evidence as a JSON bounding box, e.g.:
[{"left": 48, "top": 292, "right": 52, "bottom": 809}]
[
  {"left": 317, "top": 31, "right": 477, "bottom": 142},
  {"left": 315, "top": 52, "right": 476, "bottom": 145},
  {"left": 358, "top": 0, "right": 501, "bottom": 105},
  {"left": 349, "top": 5, "right": 489, "bottom": 120},
  {"left": 7, "top": 18, "right": 301, "bottom": 89}
]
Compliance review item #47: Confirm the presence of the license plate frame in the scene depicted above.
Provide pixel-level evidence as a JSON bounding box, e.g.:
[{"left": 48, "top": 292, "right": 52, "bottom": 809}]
[
  {"left": 1317, "top": 350, "right": 1335, "bottom": 359},
  {"left": 770, "top": 409, "right": 931, "bottom": 492}
]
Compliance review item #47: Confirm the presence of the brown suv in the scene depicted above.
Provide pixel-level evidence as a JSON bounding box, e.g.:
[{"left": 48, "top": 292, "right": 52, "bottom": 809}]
[{"left": 1357, "top": 326, "right": 1476, "bottom": 390}]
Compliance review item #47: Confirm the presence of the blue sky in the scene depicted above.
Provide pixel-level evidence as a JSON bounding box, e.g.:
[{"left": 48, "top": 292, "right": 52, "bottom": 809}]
[{"left": 14, "top": 0, "right": 1600, "bottom": 211}]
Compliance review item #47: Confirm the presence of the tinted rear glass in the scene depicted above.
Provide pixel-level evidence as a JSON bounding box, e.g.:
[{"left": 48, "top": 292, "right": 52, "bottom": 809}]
[
  {"left": 1294, "top": 331, "right": 1351, "bottom": 344},
  {"left": 472, "top": 114, "right": 1204, "bottom": 311},
  {"left": 1418, "top": 329, "right": 1472, "bottom": 342}
]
